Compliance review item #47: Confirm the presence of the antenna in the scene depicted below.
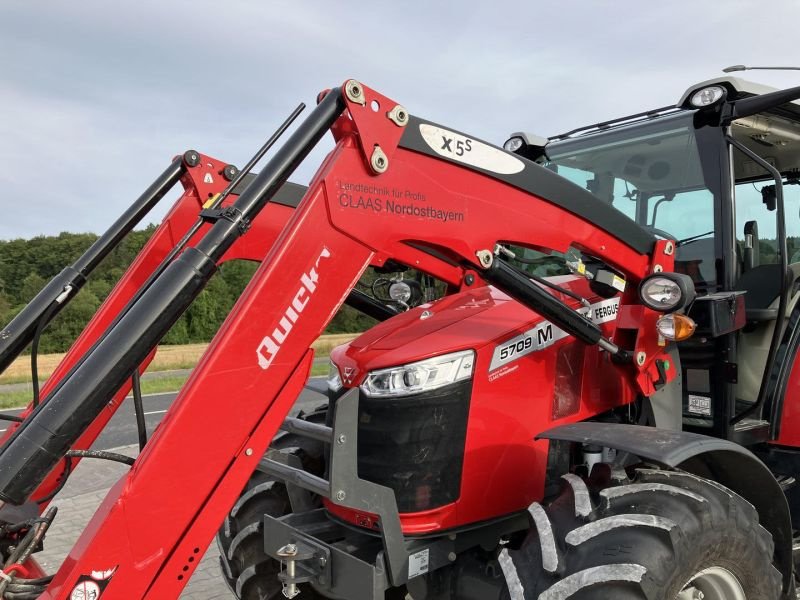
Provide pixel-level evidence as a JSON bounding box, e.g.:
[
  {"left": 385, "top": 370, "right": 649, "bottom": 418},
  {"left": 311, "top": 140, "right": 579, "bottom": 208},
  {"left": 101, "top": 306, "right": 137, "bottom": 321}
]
[{"left": 723, "top": 65, "right": 800, "bottom": 73}]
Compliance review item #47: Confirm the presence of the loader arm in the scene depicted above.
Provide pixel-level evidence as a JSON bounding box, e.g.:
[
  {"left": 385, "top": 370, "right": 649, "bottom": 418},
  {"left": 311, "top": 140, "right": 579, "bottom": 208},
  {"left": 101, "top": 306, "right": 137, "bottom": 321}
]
[{"left": 0, "top": 81, "right": 672, "bottom": 599}]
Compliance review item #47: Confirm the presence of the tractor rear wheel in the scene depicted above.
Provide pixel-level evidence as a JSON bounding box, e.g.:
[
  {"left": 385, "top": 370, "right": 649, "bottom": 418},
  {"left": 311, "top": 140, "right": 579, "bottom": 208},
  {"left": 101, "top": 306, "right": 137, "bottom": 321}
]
[
  {"left": 217, "top": 407, "right": 328, "bottom": 600},
  {"left": 499, "top": 466, "right": 782, "bottom": 599}
]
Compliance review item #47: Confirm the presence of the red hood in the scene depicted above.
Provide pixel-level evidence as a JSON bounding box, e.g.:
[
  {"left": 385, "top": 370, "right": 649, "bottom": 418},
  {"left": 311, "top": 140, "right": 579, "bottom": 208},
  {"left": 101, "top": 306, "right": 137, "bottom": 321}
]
[{"left": 331, "top": 279, "right": 592, "bottom": 384}]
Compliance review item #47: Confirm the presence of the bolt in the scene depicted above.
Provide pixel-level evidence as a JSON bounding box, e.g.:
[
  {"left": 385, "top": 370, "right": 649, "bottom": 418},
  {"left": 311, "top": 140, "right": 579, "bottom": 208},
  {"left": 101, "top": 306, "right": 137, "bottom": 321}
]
[
  {"left": 245, "top": 448, "right": 253, "bottom": 456},
  {"left": 636, "top": 351, "right": 646, "bottom": 366},
  {"left": 370, "top": 146, "right": 389, "bottom": 174},
  {"left": 465, "top": 274, "right": 475, "bottom": 286},
  {"left": 345, "top": 79, "right": 365, "bottom": 105},
  {"left": 664, "top": 241, "right": 674, "bottom": 255},
  {"left": 222, "top": 164, "right": 238, "bottom": 182},
  {"left": 448, "top": 552, "right": 457, "bottom": 561},
  {"left": 388, "top": 105, "right": 409, "bottom": 127},
  {"left": 337, "top": 434, "right": 347, "bottom": 444},
  {"left": 318, "top": 556, "right": 327, "bottom": 567},
  {"left": 370, "top": 144, "right": 389, "bottom": 173},
  {"left": 277, "top": 544, "right": 298, "bottom": 557},
  {"left": 476, "top": 250, "right": 493, "bottom": 268},
  {"left": 183, "top": 150, "right": 200, "bottom": 167},
  {"left": 336, "top": 490, "right": 346, "bottom": 501},
  {"left": 653, "top": 264, "right": 663, "bottom": 273}
]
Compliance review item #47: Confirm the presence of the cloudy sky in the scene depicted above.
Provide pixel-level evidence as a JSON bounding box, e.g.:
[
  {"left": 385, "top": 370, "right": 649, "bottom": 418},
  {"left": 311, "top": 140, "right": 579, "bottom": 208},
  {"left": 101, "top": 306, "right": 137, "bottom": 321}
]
[{"left": 1, "top": 1, "right": 799, "bottom": 240}]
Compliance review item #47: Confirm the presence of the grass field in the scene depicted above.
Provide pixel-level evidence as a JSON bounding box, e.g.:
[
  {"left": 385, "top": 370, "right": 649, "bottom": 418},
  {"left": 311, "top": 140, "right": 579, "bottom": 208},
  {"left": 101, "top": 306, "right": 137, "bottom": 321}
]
[{"left": 0, "top": 334, "right": 353, "bottom": 408}]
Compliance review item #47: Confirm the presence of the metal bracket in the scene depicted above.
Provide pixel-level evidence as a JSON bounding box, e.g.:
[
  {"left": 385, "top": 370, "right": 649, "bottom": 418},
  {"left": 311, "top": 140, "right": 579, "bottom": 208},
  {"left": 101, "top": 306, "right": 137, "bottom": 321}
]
[
  {"left": 328, "top": 389, "right": 409, "bottom": 585},
  {"left": 198, "top": 205, "right": 251, "bottom": 234},
  {"left": 259, "top": 388, "right": 408, "bottom": 586},
  {"left": 340, "top": 80, "right": 407, "bottom": 177}
]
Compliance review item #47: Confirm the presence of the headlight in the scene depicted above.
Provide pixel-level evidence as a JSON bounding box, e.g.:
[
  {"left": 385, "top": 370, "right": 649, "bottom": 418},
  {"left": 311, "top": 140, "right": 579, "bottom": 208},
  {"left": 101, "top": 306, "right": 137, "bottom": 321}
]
[
  {"left": 327, "top": 360, "right": 343, "bottom": 392},
  {"left": 690, "top": 85, "right": 726, "bottom": 108},
  {"left": 639, "top": 272, "right": 695, "bottom": 313},
  {"left": 361, "top": 350, "right": 475, "bottom": 398}
]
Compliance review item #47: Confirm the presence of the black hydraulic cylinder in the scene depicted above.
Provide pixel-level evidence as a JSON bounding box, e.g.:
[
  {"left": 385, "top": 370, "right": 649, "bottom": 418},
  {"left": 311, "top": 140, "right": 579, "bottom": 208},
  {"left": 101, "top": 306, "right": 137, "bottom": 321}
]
[
  {"left": 0, "top": 157, "right": 185, "bottom": 375},
  {"left": 482, "top": 258, "right": 603, "bottom": 346},
  {"left": 0, "top": 89, "right": 346, "bottom": 506},
  {"left": 345, "top": 289, "right": 399, "bottom": 322}
]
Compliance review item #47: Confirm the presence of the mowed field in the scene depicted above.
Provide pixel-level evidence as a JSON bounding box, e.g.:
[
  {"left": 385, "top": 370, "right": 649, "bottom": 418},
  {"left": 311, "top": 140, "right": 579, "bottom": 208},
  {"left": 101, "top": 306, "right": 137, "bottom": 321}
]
[{"left": 0, "top": 333, "right": 358, "bottom": 386}]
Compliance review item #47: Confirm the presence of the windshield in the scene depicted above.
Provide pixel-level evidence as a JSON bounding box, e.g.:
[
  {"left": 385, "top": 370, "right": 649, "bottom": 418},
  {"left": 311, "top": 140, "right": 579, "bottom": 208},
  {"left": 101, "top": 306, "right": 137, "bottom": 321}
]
[{"left": 541, "top": 113, "right": 718, "bottom": 287}]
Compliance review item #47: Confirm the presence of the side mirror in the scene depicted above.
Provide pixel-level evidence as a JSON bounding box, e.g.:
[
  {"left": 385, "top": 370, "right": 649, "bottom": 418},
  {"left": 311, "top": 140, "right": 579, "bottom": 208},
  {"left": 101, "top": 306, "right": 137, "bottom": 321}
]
[{"left": 761, "top": 184, "right": 777, "bottom": 211}]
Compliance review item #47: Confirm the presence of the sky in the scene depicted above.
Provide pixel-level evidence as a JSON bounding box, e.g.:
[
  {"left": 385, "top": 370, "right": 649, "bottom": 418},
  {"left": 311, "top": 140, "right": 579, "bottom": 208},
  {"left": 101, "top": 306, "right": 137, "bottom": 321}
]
[{"left": 1, "top": 0, "right": 800, "bottom": 240}]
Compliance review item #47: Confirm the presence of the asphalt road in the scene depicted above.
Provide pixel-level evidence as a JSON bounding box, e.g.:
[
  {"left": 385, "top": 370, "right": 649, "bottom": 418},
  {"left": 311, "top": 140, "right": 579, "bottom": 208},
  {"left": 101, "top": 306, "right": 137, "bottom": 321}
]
[{"left": 0, "top": 377, "right": 329, "bottom": 450}]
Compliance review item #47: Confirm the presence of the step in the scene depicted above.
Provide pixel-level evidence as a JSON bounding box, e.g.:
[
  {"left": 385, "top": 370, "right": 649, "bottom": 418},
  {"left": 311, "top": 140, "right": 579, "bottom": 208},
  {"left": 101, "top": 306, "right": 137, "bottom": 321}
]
[{"left": 730, "top": 418, "right": 770, "bottom": 446}]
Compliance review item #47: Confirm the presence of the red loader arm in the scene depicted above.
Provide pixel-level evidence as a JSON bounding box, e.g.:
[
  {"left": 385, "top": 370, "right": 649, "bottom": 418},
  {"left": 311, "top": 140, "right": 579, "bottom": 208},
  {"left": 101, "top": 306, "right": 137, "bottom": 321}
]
[
  {"left": 1, "top": 153, "right": 305, "bottom": 512},
  {"left": 0, "top": 81, "right": 674, "bottom": 598}
]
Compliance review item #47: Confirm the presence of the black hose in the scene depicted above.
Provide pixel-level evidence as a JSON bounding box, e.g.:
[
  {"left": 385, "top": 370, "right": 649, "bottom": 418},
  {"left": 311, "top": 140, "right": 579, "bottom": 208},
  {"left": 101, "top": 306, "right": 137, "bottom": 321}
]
[
  {"left": 131, "top": 369, "right": 147, "bottom": 451},
  {"left": 66, "top": 449, "right": 135, "bottom": 466},
  {"left": 0, "top": 507, "right": 56, "bottom": 597},
  {"left": 33, "top": 457, "right": 71, "bottom": 505},
  {"left": 29, "top": 300, "right": 61, "bottom": 409},
  {"left": 34, "top": 450, "right": 135, "bottom": 506}
]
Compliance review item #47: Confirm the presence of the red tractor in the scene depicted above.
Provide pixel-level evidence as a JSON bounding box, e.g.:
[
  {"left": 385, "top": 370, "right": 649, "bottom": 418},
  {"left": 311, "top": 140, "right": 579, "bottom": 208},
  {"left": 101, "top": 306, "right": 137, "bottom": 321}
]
[{"left": 1, "top": 75, "right": 800, "bottom": 600}]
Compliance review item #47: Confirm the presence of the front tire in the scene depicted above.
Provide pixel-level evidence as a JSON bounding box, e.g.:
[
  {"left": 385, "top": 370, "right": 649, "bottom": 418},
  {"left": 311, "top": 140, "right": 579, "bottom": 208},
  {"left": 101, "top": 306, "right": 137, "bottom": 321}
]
[
  {"left": 217, "top": 407, "right": 329, "bottom": 600},
  {"left": 500, "top": 466, "right": 782, "bottom": 599}
]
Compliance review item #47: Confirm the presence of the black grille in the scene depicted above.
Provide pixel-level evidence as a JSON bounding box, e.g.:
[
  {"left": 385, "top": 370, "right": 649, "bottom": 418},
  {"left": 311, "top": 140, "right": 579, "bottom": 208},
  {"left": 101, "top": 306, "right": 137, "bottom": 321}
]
[{"left": 350, "top": 379, "right": 472, "bottom": 513}]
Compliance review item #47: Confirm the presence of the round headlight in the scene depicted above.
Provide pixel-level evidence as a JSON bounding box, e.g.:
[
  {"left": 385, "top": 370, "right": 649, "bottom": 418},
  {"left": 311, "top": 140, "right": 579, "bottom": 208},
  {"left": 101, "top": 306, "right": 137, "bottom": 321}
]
[
  {"left": 388, "top": 281, "right": 412, "bottom": 303},
  {"left": 639, "top": 273, "right": 695, "bottom": 313},
  {"left": 690, "top": 85, "right": 726, "bottom": 108},
  {"left": 503, "top": 136, "right": 525, "bottom": 153}
]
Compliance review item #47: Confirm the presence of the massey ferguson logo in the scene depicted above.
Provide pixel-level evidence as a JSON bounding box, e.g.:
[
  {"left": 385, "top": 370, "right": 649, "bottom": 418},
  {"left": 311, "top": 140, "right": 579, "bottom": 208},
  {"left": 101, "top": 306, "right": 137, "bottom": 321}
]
[
  {"left": 342, "top": 366, "right": 357, "bottom": 384},
  {"left": 257, "top": 247, "right": 331, "bottom": 370}
]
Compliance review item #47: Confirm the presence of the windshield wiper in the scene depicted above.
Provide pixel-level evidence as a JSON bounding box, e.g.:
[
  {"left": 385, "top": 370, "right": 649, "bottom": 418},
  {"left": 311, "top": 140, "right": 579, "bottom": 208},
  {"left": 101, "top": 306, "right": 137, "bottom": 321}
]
[{"left": 677, "top": 231, "right": 714, "bottom": 247}]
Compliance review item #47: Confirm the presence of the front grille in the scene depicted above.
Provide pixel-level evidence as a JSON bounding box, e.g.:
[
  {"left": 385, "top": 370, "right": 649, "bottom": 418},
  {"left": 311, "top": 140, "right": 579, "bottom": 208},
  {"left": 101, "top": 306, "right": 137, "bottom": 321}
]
[{"left": 331, "top": 379, "right": 472, "bottom": 513}]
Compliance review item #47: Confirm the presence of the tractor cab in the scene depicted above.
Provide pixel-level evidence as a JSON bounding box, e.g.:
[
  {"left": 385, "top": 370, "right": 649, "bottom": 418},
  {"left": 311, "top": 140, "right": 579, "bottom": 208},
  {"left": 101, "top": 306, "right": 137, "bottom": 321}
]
[{"left": 506, "top": 76, "right": 800, "bottom": 445}]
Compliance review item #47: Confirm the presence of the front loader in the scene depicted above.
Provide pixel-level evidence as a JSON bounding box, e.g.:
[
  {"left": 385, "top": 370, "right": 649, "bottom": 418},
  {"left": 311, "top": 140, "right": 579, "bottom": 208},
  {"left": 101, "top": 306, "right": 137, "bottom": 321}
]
[{"left": 1, "top": 75, "right": 799, "bottom": 600}]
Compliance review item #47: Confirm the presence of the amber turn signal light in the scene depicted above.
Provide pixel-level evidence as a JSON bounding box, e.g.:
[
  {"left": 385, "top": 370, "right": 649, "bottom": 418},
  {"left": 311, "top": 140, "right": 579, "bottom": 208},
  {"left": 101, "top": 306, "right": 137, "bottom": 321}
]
[{"left": 656, "top": 313, "right": 696, "bottom": 341}]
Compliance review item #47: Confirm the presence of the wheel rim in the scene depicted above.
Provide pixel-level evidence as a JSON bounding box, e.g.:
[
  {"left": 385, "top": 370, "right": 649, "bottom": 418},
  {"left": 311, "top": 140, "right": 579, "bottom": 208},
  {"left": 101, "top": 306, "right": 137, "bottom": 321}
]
[{"left": 677, "top": 566, "right": 746, "bottom": 600}]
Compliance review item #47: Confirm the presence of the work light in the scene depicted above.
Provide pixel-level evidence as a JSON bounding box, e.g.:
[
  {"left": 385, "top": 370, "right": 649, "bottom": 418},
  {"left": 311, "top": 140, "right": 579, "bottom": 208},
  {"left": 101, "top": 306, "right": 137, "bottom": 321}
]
[
  {"left": 639, "top": 273, "right": 695, "bottom": 313},
  {"left": 388, "top": 281, "right": 412, "bottom": 304},
  {"left": 503, "top": 136, "right": 525, "bottom": 153},
  {"left": 690, "top": 85, "right": 726, "bottom": 107}
]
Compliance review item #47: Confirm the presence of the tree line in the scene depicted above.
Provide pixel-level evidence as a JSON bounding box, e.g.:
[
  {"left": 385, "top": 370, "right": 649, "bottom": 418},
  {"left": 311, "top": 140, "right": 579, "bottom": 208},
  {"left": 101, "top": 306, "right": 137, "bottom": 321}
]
[{"left": 0, "top": 228, "right": 375, "bottom": 354}]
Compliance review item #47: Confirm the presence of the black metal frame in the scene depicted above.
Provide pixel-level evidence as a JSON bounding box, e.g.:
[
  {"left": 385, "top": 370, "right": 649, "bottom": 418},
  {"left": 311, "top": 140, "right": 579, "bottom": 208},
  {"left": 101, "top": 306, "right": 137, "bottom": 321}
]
[{"left": 260, "top": 388, "right": 527, "bottom": 600}]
